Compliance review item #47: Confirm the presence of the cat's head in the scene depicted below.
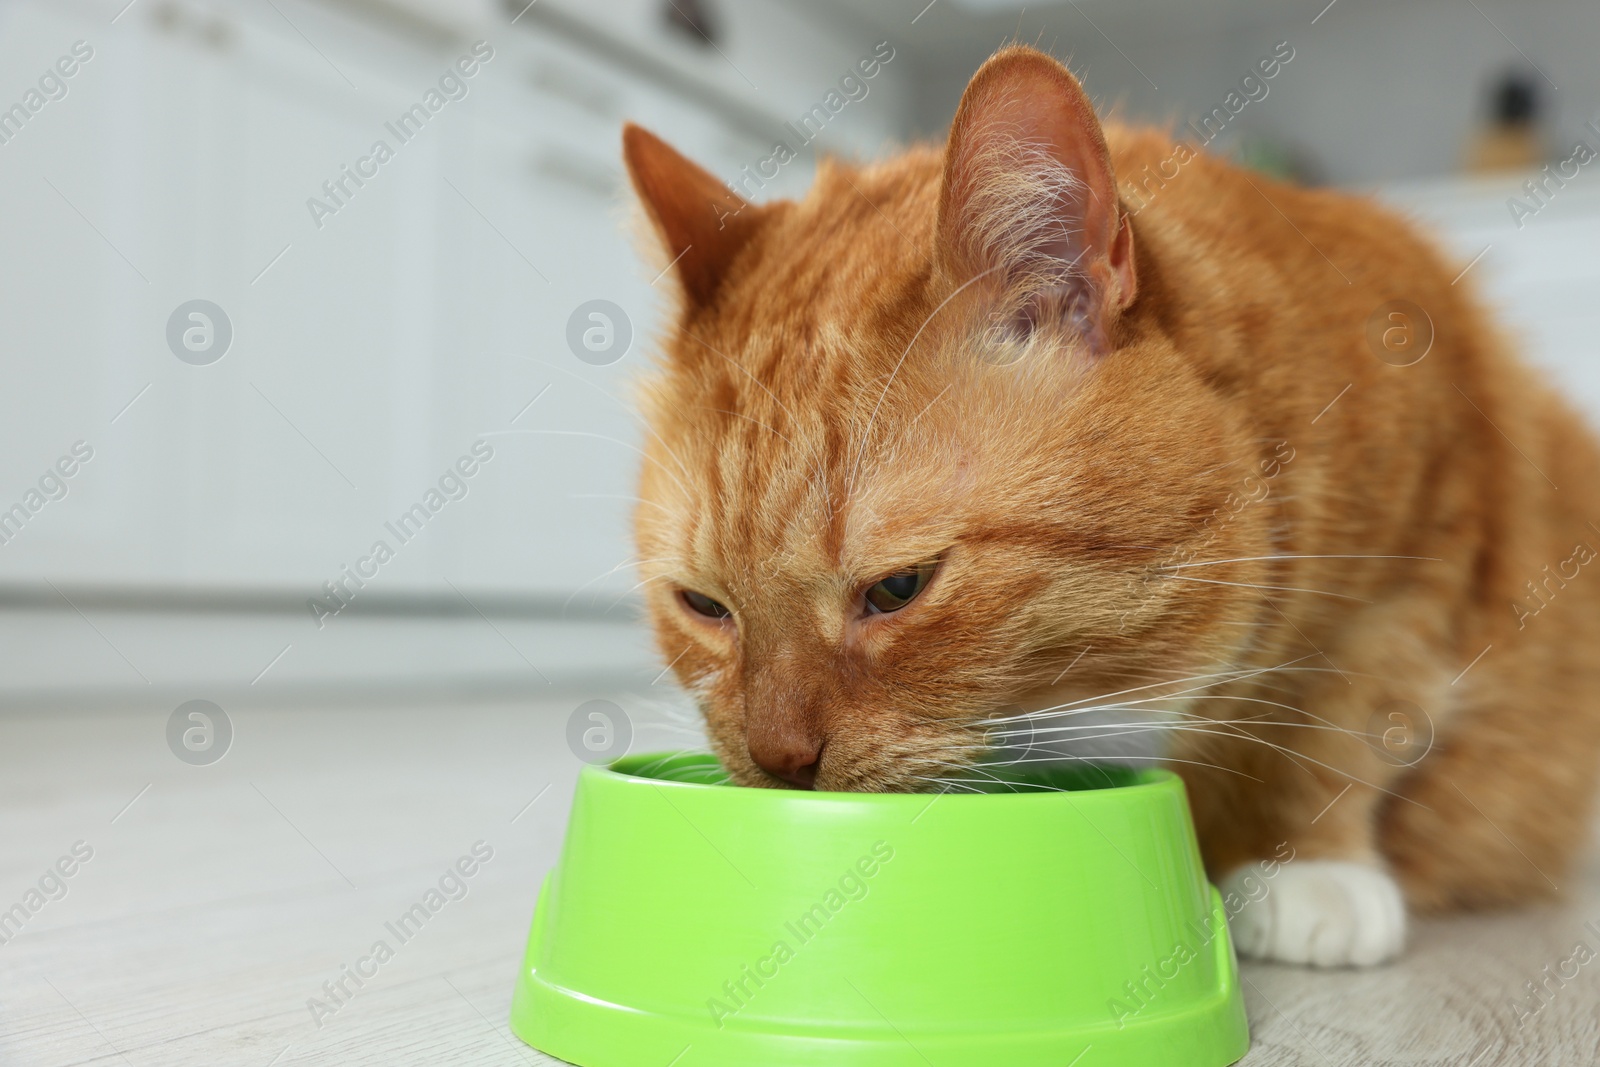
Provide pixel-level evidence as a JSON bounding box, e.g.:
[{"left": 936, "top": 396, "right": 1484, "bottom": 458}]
[{"left": 622, "top": 47, "right": 1271, "bottom": 791}]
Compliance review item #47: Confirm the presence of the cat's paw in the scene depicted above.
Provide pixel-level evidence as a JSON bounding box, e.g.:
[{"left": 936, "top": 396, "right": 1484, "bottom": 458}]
[{"left": 1220, "top": 859, "right": 1406, "bottom": 968}]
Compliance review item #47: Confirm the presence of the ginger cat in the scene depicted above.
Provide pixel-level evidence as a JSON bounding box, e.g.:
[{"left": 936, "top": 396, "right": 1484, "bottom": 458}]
[{"left": 620, "top": 46, "right": 1600, "bottom": 967}]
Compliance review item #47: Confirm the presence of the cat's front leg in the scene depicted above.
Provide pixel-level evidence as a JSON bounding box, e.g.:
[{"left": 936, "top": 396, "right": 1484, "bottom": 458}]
[
  {"left": 1197, "top": 742, "right": 1416, "bottom": 968},
  {"left": 1181, "top": 600, "right": 1459, "bottom": 967},
  {"left": 1219, "top": 854, "right": 1407, "bottom": 967},
  {"left": 1189, "top": 748, "right": 1413, "bottom": 967}
]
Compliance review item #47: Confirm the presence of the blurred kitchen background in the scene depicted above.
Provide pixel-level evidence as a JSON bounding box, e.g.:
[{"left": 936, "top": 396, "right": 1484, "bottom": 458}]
[{"left": 1, "top": 0, "right": 1597, "bottom": 708}]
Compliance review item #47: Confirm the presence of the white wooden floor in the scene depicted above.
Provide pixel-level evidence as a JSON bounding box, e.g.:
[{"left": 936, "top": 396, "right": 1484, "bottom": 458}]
[{"left": 2, "top": 699, "right": 1597, "bottom": 1066}]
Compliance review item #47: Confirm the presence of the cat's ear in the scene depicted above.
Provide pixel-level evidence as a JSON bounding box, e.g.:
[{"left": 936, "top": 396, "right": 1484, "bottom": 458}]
[
  {"left": 622, "top": 123, "right": 766, "bottom": 310},
  {"left": 935, "top": 47, "right": 1137, "bottom": 355}
]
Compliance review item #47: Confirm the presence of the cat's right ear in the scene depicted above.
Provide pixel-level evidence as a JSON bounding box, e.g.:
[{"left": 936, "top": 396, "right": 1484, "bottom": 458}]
[
  {"left": 936, "top": 47, "right": 1136, "bottom": 356},
  {"left": 622, "top": 124, "right": 766, "bottom": 310}
]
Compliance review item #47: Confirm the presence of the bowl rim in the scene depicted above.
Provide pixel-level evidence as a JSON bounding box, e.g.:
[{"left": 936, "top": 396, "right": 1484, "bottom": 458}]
[{"left": 594, "top": 750, "right": 1181, "bottom": 803}]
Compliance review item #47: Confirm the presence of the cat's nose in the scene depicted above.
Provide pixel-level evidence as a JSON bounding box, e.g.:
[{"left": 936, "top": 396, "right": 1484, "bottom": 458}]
[{"left": 747, "top": 729, "right": 821, "bottom": 789}]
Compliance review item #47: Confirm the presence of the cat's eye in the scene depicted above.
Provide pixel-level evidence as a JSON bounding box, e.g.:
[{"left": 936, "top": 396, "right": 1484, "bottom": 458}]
[
  {"left": 681, "top": 589, "right": 732, "bottom": 619},
  {"left": 864, "top": 561, "right": 938, "bottom": 614}
]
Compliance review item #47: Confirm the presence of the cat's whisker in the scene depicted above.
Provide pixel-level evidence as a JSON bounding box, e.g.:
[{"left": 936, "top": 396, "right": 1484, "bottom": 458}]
[
  {"left": 913, "top": 777, "right": 990, "bottom": 794},
  {"left": 570, "top": 492, "right": 677, "bottom": 516},
  {"left": 605, "top": 572, "right": 680, "bottom": 613},
  {"left": 974, "top": 664, "right": 1396, "bottom": 768},
  {"left": 981, "top": 751, "right": 1265, "bottom": 782},
  {"left": 563, "top": 554, "right": 647, "bottom": 613},
  {"left": 1157, "top": 572, "right": 1371, "bottom": 603},
  {"left": 1160, "top": 553, "right": 1445, "bottom": 570},
  {"left": 517, "top": 354, "right": 699, "bottom": 485},
  {"left": 1183, "top": 698, "right": 1395, "bottom": 742},
  {"left": 984, "top": 712, "right": 1276, "bottom": 741},
  {"left": 1190, "top": 458, "right": 1247, "bottom": 477},
  {"left": 985, "top": 687, "right": 1376, "bottom": 748},
  {"left": 1099, "top": 691, "right": 1353, "bottom": 725},
  {"left": 1069, "top": 660, "right": 1352, "bottom": 696},
  {"left": 1155, "top": 723, "right": 1429, "bottom": 808},
  {"left": 1030, "top": 659, "right": 1310, "bottom": 712},
  {"left": 1091, "top": 679, "right": 1399, "bottom": 743},
  {"left": 921, "top": 770, "right": 1046, "bottom": 793},
  {"left": 983, "top": 719, "right": 1272, "bottom": 755},
  {"left": 846, "top": 262, "right": 1008, "bottom": 497},
  {"left": 905, "top": 382, "right": 954, "bottom": 429},
  {"left": 563, "top": 554, "right": 684, "bottom": 614},
  {"left": 991, "top": 715, "right": 1390, "bottom": 753},
  {"left": 976, "top": 654, "right": 1326, "bottom": 725}
]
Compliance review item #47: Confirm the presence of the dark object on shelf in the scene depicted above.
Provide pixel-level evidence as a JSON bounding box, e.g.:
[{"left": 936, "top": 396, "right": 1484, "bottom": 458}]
[
  {"left": 1468, "top": 69, "right": 1545, "bottom": 173},
  {"left": 662, "top": 0, "right": 719, "bottom": 48},
  {"left": 1493, "top": 73, "right": 1539, "bottom": 127}
]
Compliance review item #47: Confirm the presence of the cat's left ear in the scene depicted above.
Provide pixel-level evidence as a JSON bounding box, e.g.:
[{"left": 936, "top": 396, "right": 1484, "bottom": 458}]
[{"left": 936, "top": 47, "right": 1137, "bottom": 356}]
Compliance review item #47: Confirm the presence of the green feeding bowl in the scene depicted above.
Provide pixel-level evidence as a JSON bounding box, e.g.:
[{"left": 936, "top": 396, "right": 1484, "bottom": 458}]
[{"left": 510, "top": 752, "right": 1248, "bottom": 1067}]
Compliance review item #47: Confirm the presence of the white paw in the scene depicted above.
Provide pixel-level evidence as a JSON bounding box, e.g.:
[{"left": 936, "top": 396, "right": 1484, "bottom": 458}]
[{"left": 1221, "top": 859, "right": 1406, "bottom": 968}]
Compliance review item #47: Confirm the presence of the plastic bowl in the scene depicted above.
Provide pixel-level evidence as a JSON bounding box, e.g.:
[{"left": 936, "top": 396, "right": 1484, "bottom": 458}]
[{"left": 510, "top": 752, "right": 1248, "bottom": 1067}]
